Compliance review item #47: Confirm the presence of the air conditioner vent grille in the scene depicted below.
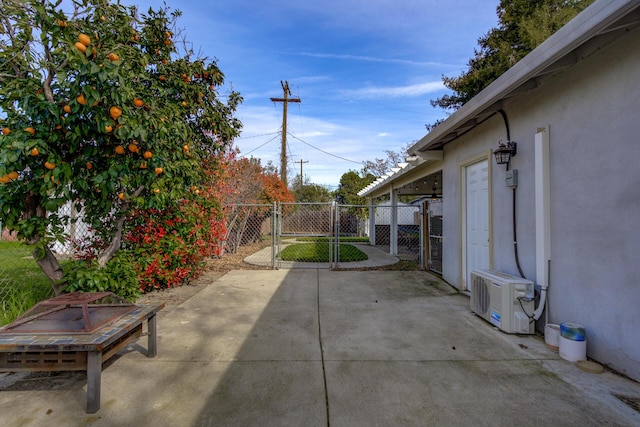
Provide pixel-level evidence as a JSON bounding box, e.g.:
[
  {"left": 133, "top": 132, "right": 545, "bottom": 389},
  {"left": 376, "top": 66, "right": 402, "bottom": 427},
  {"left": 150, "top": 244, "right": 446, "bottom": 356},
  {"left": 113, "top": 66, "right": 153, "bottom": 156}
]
[{"left": 472, "top": 275, "right": 489, "bottom": 315}]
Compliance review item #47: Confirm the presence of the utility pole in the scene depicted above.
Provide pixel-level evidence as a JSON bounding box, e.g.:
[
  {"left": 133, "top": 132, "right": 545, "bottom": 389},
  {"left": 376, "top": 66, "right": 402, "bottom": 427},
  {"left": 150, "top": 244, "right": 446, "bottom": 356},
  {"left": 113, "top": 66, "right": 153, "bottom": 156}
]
[
  {"left": 295, "top": 159, "right": 309, "bottom": 190},
  {"left": 270, "top": 81, "right": 300, "bottom": 186}
]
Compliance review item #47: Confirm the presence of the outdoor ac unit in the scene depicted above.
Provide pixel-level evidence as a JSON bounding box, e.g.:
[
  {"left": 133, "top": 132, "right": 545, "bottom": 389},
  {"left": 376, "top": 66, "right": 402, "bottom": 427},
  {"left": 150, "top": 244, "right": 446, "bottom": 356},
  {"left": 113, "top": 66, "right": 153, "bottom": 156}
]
[{"left": 470, "top": 269, "right": 535, "bottom": 334}]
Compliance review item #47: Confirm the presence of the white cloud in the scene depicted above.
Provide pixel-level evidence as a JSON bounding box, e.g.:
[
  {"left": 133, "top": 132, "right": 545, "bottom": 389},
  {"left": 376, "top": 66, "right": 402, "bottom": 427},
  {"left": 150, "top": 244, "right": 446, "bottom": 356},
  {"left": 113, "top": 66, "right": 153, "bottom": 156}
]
[
  {"left": 298, "top": 52, "right": 457, "bottom": 68},
  {"left": 340, "top": 81, "right": 445, "bottom": 100}
]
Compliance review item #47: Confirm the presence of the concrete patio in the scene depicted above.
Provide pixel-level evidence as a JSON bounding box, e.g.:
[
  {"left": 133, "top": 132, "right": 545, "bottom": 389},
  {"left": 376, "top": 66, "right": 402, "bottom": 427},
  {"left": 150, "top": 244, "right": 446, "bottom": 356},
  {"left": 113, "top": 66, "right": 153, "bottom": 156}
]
[{"left": 1, "top": 269, "right": 639, "bottom": 426}]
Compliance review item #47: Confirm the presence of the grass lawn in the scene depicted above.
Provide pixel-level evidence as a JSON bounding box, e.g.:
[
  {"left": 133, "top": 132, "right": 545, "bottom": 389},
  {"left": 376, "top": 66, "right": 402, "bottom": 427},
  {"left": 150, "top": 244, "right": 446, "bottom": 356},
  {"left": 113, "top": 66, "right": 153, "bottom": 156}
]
[
  {"left": 296, "top": 236, "right": 370, "bottom": 243},
  {"left": 0, "top": 241, "right": 55, "bottom": 326},
  {"left": 279, "top": 242, "right": 368, "bottom": 262}
]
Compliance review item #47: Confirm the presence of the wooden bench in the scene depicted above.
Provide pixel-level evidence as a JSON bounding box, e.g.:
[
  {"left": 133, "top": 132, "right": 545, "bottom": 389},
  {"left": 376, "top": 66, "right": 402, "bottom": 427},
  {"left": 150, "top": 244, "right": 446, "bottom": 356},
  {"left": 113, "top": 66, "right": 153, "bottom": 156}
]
[{"left": 0, "top": 303, "right": 164, "bottom": 413}]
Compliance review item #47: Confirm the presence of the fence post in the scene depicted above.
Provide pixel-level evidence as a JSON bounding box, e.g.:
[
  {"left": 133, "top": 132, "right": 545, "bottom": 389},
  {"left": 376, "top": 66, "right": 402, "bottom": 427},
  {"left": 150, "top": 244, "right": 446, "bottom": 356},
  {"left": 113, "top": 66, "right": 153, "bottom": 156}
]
[
  {"left": 331, "top": 201, "right": 340, "bottom": 268},
  {"left": 419, "top": 203, "right": 425, "bottom": 270},
  {"left": 369, "top": 201, "right": 375, "bottom": 246},
  {"left": 271, "top": 202, "right": 276, "bottom": 269}
]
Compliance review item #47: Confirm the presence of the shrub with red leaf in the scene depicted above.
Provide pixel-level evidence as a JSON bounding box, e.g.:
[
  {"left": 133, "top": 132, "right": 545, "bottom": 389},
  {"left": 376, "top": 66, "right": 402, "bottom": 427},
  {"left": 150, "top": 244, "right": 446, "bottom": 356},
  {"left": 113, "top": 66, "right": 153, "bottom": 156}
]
[{"left": 124, "top": 194, "right": 226, "bottom": 293}]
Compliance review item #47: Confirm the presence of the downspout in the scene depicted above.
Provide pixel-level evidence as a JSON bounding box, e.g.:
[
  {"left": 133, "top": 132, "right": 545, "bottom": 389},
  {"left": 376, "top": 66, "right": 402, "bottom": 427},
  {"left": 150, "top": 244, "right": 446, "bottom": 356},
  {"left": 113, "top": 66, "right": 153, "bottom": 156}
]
[{"left": 533, "top": 127, "right": 551, "bottom": 321}]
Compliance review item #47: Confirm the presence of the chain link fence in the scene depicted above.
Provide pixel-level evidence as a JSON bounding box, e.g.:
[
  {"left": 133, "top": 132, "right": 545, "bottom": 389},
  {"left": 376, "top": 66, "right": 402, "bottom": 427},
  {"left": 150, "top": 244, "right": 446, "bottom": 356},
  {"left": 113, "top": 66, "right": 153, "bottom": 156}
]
[
  {"left": 222, "top": 204, "right": 275, "bottom": 267},
  {"left": 0, "top": 203, "right": 95, "bottom": 325},
  {"left": 241, "top": 202, "right": 422, "bottom": 268},
  {"left": 1, "top": 201, "right": 427, "bottom": 324}
]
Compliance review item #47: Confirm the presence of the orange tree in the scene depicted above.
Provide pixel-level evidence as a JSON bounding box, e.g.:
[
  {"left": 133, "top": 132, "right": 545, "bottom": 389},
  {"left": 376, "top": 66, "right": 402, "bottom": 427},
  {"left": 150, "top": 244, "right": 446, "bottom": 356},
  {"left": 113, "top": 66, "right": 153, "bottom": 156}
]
[{"left": 0, "top": 1, "right": 241, "bottom": 294}]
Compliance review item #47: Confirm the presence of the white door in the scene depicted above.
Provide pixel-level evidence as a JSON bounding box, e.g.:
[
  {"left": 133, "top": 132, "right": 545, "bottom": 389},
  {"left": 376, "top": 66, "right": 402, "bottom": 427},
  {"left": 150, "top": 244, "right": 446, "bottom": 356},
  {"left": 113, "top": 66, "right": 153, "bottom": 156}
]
[{"left": 465, "top": 160, "right": 489, "bottom": 290}]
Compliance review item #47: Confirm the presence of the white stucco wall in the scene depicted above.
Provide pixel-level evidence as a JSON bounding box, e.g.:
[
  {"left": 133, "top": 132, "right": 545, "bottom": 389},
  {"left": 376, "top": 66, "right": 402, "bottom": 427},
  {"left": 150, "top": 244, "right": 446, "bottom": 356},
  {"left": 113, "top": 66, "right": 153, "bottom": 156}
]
[{"left": 440, "top": 26, "right": 640, "bottom": 380}]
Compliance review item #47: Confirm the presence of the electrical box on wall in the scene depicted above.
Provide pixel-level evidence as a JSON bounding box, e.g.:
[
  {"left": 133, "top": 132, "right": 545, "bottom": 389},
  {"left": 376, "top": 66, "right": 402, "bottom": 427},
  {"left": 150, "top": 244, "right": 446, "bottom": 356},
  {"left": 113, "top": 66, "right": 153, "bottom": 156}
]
[{"left": 506, "top": 169, "right": 518, "bottom": 187}]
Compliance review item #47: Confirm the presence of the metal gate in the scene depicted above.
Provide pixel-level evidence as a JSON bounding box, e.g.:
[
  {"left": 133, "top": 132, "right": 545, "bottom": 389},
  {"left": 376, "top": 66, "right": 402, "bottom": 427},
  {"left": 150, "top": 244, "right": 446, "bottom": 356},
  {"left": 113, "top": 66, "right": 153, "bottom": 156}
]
[{"left": 232, "top": 202, "right": 423, "bottom": 269}]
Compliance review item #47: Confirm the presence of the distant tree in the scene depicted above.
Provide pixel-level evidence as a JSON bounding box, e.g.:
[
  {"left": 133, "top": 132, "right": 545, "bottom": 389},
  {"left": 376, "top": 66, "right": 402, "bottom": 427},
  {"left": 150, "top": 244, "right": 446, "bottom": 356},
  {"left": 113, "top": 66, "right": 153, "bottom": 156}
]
[
  {"left": 333, "top": 170, "right": 376, "bottom": 229},
  {"left": 211, "top": 150, "right": 293, "bottom": 254},
  {"left": 333, "top": 170, "right": 376, "bottom": 206},
  {"left": 431, "top": 0, "right": 594, "bottom": 111},
  {"left": 362, "top": 143, "right": 411, "bottom": 177},
  {"left": 291, "top": 174, "right": 332, "bottom": 203},
  {"left": 425, "top": 118, "right": 446, "bottom": 132}
]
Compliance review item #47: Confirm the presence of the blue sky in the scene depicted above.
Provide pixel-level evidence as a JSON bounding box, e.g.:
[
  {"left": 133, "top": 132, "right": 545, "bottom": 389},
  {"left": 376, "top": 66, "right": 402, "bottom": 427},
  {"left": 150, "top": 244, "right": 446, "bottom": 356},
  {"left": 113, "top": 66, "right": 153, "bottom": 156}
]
[{"left": 124, "top": 0, "right": 500, "bottom": 188}]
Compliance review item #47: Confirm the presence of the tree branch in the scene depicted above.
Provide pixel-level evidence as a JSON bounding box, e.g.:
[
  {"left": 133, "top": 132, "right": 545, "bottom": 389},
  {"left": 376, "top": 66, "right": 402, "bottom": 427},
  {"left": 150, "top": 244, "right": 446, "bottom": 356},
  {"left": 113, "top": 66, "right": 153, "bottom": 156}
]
[{"left": 96, "top": 186, "right": 145, "bottom": 268}]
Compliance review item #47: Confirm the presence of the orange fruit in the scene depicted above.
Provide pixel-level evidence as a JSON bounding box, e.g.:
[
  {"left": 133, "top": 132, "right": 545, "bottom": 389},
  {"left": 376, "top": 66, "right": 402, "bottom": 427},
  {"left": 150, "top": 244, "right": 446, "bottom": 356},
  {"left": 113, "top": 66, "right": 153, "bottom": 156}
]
[
  {"left": 159, "top": 75, "right": 166, "bottom": 81},
  {"left": 7, "top": 171, "right": 18, "bottom": 180},
  {"left": 100, "top": 16, "right": 106, "bottom": 22},
  {"left": 109, "top": 106, "right": 122, "bottom": 120},
  {"left": 181, "top": 101, "right": 187, "bottom": 107},
  {"left": 25, "top": 127, "right": 35, "bottom": 135},
  {"left": 1, "top": 127, "right": 10, "bottom": 135},
  {"left": 108, "top": 52, "right": 120, "bottom": 61},
  {"left": 133, "top": 98, "right": 144, "bottom": 107},
  {"left": 143, "top": 151, "right": 153, "bottom": 159},
  {"left": 164, "top": 31, "right": 172, "bottom": 39},
  {"left": 128, "top": 143, "right": 139, "bottom": 153},
  {"left": 153, "top": 188, "right": 160, "bottom": 194},
  {"left": 30, "top": 147, "right": 39, "bottom": 156},
  {"left": 154, "top": 167, "right": 163, "bottom": 175},
  {"left": 74, "top": 42, "right": 87, "bottom": 53},
  {"left": 105, "top": 125, "right": 113, "bottom": 133},
  {"left": 164, "top": 39, "right": 171, "bottom": 46},
  {"left": 44, "top": 161, "right": 56, "bottom": 170},
  {"left": 76, "top": 94, "right": 87, "bottom": 105},
  {"left": 115, "top": 146, "right": 125, "bottom": 155},
  {"left": 0, "top": 175, "right": 10, "bottom": 184},
  {"left": 56, "top": 19, "right": 67, "bottom": 27},
  {"left": 183, "top": 145, "right": 189, "bottom": 152},
  {"left": 118, "top": 193, "right": 126, "bottom": 201},
  {"left": 78, "top": 33, "right": 91, "bottom": 46},
  {"left": 139, "top": 162, "right": 147, "bottom": 169},
  {"left": 86, "top": 162, "right": 93, "bottom": 170},
  {"left": 63, "top": 104, "right": 72, "bottom": 114}
]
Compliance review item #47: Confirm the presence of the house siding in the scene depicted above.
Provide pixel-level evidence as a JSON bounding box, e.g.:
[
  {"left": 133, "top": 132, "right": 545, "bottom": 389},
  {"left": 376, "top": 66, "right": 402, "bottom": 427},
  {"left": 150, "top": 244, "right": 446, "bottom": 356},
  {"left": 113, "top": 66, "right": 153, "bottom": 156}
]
[{"left": 441, "top": 25, "right": 640, "bottom": 380}]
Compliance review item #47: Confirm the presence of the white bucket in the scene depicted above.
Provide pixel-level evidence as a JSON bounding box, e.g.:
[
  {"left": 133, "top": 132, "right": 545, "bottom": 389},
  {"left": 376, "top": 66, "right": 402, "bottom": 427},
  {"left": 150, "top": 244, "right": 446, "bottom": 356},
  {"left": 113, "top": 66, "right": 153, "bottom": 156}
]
[
  {"left": 544, "top": 323, "right": 560, "bottom": 352},
  {"left": 559, "top": 335, "right": 587, "bottom": 362}
]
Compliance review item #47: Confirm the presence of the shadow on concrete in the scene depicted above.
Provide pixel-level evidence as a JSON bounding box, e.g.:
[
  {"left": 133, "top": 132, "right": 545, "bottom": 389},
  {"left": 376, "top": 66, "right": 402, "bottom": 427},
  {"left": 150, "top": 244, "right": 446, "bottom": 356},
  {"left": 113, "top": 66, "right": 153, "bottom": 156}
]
[{"left": 180, "top": 270, "right": 639, "bottom": 426}]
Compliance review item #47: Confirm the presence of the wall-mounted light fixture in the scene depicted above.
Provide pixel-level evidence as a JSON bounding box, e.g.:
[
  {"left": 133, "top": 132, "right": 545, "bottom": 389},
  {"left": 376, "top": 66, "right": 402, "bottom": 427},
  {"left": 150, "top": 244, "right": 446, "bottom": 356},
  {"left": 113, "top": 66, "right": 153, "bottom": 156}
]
[
  {"left": 430, "top": 176, "right": 439, "bottom": 199},
  {"left": 493, "top": 140, "right": 517, "bottom": 168}
]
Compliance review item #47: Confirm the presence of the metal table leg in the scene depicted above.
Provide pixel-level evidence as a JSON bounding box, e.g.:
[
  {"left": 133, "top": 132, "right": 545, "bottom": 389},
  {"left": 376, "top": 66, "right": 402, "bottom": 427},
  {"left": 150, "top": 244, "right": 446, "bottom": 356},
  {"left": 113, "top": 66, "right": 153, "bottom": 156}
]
[
  {"left": 86, "top": 351, "right": 102, "bottom": 413},
  {"left": 148, "top": 313, "right": 158, "bottom": 357}
]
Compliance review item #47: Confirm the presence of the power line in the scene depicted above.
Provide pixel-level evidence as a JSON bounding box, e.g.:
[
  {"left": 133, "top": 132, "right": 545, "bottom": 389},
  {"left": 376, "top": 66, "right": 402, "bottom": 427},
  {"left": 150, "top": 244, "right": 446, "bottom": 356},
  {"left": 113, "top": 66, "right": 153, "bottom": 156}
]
[
  {"left": 236, "top": 131, "right": 281, "bottom": 140},
  {"left": 287, "top": 132, "right": 364, "bottom": 165},
  {"left": 240, "top": 133, "right": 281, "bottom": 157}
]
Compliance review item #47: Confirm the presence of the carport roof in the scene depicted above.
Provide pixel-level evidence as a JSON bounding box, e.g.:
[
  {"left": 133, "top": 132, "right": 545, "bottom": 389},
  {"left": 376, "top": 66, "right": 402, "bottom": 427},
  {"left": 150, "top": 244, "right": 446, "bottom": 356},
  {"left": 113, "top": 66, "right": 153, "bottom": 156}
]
[{"left": 359, "top": 1, "right": 640, "bottom": 197}]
